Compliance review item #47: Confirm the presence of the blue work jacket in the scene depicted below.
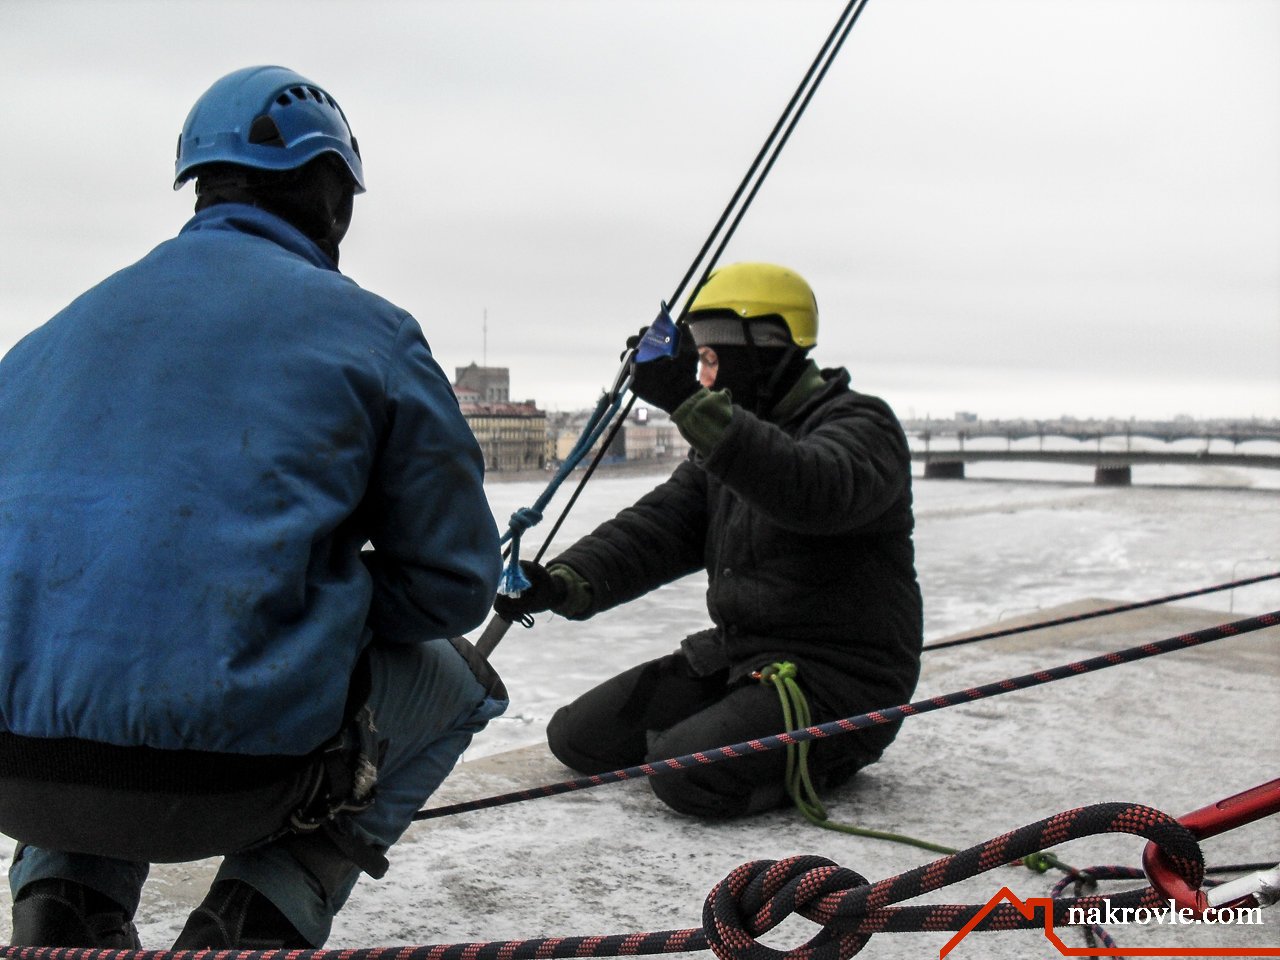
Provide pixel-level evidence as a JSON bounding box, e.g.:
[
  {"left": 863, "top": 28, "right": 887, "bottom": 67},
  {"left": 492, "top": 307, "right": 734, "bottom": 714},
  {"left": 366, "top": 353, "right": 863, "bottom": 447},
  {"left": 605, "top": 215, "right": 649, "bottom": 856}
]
[{"left": 0, "top": 204, "right": 500, "bottom": 756}]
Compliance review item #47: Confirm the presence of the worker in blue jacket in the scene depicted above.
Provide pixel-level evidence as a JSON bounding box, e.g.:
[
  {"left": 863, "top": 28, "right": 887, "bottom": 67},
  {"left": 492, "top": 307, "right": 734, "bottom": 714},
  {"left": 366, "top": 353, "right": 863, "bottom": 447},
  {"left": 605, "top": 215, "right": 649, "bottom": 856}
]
[{"left": 0, "top": 66, "right": 504, "bottom": 950}]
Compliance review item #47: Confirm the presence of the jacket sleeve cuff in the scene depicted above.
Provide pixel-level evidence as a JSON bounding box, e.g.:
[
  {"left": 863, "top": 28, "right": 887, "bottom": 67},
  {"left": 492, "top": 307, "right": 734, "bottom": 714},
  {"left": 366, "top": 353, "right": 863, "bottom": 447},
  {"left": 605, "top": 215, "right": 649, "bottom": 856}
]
[
  {"left": 548, "top": 563, "right": 593, "bottom": 618},
  {"left": 671, "top": 387, "right": 734, "bottom": 457}
]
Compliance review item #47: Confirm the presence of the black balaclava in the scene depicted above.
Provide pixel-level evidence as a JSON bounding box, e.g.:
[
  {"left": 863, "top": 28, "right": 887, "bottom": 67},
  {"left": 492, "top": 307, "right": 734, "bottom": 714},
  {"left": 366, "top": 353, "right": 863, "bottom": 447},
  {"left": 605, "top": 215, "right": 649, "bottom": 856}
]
[
  {"left": 194, "top": 155, "right": 355, "bottom": 265},
  {"left": 692, "top": 314, "right": 811, "bottom": 416}
]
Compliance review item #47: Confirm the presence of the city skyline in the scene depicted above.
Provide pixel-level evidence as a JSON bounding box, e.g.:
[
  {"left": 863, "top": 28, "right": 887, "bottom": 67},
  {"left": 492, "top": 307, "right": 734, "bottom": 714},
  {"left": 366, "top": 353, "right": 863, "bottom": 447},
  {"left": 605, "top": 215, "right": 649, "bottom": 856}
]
[{"left": 2, "top": 1, "right": 1276, "bottom": 421}]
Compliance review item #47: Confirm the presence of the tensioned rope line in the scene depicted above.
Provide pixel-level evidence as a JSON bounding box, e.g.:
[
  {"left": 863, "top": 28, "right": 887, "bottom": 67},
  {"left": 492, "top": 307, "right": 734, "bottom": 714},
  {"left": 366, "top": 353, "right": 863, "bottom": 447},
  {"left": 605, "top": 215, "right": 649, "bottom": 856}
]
[
  {"left": 529, "top": 0, "right": 873, "bottom": 554},
  {"left": 5, "top": 797, "right": 1261, "bottom": 960},
  {"left": 923, "top": 570, "right": 1280, "bottom": 652},
  {"left": 474, "top": 0, "right": 875, "bottom": 657},
  {"left": 417, "top": 610, "right": 1279, "bottom": 822},
  {"left": 663, "top": 0, "right": 871, "bottom": 320}
]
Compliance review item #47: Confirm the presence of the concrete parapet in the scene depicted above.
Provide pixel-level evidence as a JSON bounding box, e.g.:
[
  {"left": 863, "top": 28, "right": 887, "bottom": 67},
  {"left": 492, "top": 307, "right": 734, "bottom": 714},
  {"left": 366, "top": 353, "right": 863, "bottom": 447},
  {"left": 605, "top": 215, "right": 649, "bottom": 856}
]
[{"left": 1094, "top": 464, "right": 1133, "bottom": 486}]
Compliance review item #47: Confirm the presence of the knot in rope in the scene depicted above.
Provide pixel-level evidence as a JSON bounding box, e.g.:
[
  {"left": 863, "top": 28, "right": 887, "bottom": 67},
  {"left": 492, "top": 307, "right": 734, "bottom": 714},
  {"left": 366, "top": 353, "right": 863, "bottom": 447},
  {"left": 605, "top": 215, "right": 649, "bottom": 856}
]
[
  {"left": 507, "top": 506, "right": 544, "bottom": 537},
  {"left": 703, "top": 856, "right": 873, "bottom": 960}
]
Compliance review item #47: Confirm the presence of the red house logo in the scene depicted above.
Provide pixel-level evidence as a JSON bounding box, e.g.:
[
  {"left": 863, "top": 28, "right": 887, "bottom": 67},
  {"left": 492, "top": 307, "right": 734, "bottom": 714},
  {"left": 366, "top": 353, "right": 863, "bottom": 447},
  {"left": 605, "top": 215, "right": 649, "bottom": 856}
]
[{"left": 939, "top": 886, "right": 1278, "bottom": 958}]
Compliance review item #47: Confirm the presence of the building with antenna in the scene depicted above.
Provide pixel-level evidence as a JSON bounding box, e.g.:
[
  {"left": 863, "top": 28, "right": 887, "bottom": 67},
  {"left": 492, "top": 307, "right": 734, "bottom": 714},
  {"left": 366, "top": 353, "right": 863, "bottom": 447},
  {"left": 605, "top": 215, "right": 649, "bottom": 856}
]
[{"left": 453, "top": 364, "right": 548, "bottom": 473}]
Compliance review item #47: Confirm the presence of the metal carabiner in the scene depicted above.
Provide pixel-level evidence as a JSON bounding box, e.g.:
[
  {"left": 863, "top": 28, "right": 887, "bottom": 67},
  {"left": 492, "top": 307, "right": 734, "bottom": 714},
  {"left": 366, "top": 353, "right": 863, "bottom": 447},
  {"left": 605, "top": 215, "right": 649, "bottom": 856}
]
[{"left": 1142, "top": 778, "right": 1280, "bottom": 916}]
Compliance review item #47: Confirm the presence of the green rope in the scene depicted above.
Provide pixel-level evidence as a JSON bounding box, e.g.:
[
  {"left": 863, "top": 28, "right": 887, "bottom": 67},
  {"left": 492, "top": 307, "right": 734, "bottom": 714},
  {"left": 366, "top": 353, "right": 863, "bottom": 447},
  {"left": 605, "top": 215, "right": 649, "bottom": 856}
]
[{"left": 755, "top": 660, "right": 1072, "bottom": 870}]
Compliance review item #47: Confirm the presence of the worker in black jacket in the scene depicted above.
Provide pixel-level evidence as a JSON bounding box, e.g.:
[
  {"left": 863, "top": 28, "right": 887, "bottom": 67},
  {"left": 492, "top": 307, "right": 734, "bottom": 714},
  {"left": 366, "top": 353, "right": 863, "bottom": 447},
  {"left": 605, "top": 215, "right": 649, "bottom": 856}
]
[{"left": 496, "top": 262, "right": 922, "bottom": 818}]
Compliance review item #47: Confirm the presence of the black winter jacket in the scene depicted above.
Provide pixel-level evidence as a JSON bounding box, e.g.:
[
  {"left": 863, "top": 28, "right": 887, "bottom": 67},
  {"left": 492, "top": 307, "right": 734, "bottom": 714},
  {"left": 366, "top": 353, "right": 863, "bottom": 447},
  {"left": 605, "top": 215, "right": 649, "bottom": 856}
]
[{"left": 553, "top": 367, "right": 923, "bottom": 723}]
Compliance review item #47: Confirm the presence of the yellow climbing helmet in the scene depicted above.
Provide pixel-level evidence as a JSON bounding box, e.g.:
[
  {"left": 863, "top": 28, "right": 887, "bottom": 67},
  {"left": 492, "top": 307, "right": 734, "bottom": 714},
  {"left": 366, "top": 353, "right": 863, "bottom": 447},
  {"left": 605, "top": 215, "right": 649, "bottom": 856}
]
[{"left": 686, "top": 262, "right": 818, "bottom": 348}]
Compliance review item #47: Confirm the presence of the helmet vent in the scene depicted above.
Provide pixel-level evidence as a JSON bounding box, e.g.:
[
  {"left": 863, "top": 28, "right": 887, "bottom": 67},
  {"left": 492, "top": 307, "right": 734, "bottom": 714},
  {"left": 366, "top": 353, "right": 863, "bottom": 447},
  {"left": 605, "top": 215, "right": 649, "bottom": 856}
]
[
  {"left": 248, "top": 115, "right": 285, "bottom": 147},
  {"left": 274, "top": 86, "right": 341, "bottom": 112}
]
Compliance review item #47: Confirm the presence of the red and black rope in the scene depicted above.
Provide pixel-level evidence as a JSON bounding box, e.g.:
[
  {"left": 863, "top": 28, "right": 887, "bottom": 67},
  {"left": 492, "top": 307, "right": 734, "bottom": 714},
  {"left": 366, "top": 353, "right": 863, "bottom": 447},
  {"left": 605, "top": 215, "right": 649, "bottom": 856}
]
[
  {"left": 0, "top": 800, "right": 1215, "bottom": 960},
  {"left": 415, "top": 610, "right": 1279, "bottom": 822}
]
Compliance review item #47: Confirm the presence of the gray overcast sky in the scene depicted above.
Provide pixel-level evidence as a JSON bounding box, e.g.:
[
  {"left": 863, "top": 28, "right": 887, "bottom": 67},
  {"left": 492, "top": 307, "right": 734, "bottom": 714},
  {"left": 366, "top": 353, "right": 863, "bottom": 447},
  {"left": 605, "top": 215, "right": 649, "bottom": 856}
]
[{"left": 2, "top": 0, "right": 1277, "bottom": 420}]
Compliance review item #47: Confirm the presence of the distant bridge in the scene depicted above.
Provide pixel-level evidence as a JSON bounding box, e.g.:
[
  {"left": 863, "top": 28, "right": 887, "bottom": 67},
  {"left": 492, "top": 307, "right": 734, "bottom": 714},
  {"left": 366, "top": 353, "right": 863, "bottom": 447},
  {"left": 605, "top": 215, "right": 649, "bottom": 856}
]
[
  {"left": 911, "top": 449, "right": 1280, "bottom": 484},
  {"left": 905, "top": 421, "right": 1280, "bottom": 484},
  {"left": 906, "top": 422, "right": 1280, "bottom": 446}
]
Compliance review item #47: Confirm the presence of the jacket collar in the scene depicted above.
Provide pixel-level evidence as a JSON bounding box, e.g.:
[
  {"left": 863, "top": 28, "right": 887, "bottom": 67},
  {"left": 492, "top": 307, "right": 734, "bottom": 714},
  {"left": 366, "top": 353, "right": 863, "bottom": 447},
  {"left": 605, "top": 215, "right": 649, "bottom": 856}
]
[
  {"left": 768, "top": 359, "right": 826, "bottom": 422},
  {"left": 179, "top": 203, "right": 339, "bottom": 272}
]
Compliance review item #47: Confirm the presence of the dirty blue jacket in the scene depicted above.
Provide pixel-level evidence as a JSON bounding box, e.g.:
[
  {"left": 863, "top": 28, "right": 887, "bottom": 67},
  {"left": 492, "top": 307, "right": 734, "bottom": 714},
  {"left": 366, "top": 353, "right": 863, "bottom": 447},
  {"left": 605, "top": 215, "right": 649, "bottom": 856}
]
[{"left": 0, "top": 204, "right": 500, "bottom": 757}]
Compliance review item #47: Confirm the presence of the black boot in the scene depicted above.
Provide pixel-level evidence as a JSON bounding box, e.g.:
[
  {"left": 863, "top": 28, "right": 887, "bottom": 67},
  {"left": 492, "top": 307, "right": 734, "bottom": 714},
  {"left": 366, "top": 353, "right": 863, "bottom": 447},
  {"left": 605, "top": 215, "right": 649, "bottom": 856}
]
[
  {"left": 172, "top": 879, "right": 311, "bottom": 949},
  {"left": 10, "top": 878, "right": 140, "bottom": 948}
]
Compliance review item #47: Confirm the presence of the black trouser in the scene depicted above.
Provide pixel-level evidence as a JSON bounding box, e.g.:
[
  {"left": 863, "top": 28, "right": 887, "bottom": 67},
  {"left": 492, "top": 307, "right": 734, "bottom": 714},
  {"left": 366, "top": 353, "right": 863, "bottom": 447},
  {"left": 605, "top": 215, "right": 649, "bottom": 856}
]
[{"left": 546, "top": 651, "right": 884, "bottom": 819}]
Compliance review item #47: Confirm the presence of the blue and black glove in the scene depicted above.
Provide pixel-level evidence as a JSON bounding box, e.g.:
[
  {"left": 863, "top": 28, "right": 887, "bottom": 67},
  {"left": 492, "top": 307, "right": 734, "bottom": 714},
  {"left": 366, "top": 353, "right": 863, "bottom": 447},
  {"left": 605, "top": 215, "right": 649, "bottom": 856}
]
[
  {"left": 629, "top": 324, "right": 700, "bottom": 414},
  {"left": 492, "top": 560, "right": 568, "bottom": 622}
]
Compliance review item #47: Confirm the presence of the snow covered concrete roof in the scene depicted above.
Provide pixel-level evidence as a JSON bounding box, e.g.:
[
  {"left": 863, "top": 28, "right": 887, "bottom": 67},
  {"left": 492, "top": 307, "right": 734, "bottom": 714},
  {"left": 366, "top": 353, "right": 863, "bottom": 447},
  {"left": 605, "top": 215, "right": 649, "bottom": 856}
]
[{"left": 4, "top": 600, "right": 1272, "bottom": 957}]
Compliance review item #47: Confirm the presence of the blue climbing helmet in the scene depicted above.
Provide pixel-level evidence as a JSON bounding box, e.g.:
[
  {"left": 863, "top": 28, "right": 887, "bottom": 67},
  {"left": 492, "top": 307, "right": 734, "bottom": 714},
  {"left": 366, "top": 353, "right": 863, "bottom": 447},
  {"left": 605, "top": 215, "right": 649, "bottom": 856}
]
[{"left": 174, "top": 66, "right": 365, "bottom": 192}]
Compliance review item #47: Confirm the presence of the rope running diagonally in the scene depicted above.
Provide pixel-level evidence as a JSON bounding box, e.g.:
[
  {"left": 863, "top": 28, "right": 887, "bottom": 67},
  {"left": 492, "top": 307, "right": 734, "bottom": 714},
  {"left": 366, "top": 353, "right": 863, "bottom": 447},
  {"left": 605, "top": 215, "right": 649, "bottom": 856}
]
[
  {"left": 476, "top": 0, "right": 875, "bottom": 655},
  {"left": 3, "top": 797, "right": 1257, "bottom": 960},
  {"left": 416, "top": 609, "right": 1279, "bottom": 822},
  {"left": 922, "top": 570, "right": 1280, "bottom": 651}
]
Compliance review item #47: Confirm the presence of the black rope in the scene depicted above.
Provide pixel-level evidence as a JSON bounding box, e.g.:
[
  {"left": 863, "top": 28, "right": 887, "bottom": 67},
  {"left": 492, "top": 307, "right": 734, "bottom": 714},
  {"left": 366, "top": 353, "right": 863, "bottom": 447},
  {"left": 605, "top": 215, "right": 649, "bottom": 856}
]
[
  {"left": 923, "top": 570, "right": 1280, "bottom": 651},
  {"left": 668, "top": 0, "right": 870, "bottom": 316},
  {"left": 532, "top": 394, "right": 635, "bottom": 564},
  {"left": 692, "top": 0, "right": 870, "bottom": 302},
  {"left": 532, "top": 0, "right": 874, "bottom": 569}
]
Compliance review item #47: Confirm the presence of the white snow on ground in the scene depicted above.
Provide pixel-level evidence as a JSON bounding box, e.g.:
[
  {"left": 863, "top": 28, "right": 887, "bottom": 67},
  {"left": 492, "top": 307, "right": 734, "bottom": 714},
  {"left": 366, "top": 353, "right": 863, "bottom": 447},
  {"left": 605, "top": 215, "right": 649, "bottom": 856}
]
[{"left": 2, "top": 463, "right": 1277, "bottom": 956}]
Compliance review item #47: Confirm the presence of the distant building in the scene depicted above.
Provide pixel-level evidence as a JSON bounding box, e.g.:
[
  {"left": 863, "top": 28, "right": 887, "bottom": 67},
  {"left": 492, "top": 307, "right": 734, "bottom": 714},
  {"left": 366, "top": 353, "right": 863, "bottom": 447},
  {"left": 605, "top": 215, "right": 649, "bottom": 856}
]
[
  {"left": 548, "top": 409, "right": 624, "bottom": 464},
  {"left": 455, "top": 363, "right": 510, "bottom": 403},
  {"left": 452, "top": 364, "right": 546, "bottom": 472},
  {"left": 546, "top": 407, "right": 685, "bottom": 466},
  {"left": 621, "top": 408, "right": 682, "bottom": 461}
]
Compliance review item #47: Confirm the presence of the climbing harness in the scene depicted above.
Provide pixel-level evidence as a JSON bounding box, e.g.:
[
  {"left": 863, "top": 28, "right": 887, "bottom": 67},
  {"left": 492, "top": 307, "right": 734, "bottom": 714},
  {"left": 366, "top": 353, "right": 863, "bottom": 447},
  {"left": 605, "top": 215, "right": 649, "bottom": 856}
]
[
  {"left": 421, "top": 609, "right": 1279, "bottom": 821},
  {"left": 473, "top": 0, "right": 875, "bottom": 658},
  {"left": 282, "top": 701, "right": 387, "bottom": 879},
  {"left": 923, "top": 569, "right": 1280, "bottom": 652}
]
